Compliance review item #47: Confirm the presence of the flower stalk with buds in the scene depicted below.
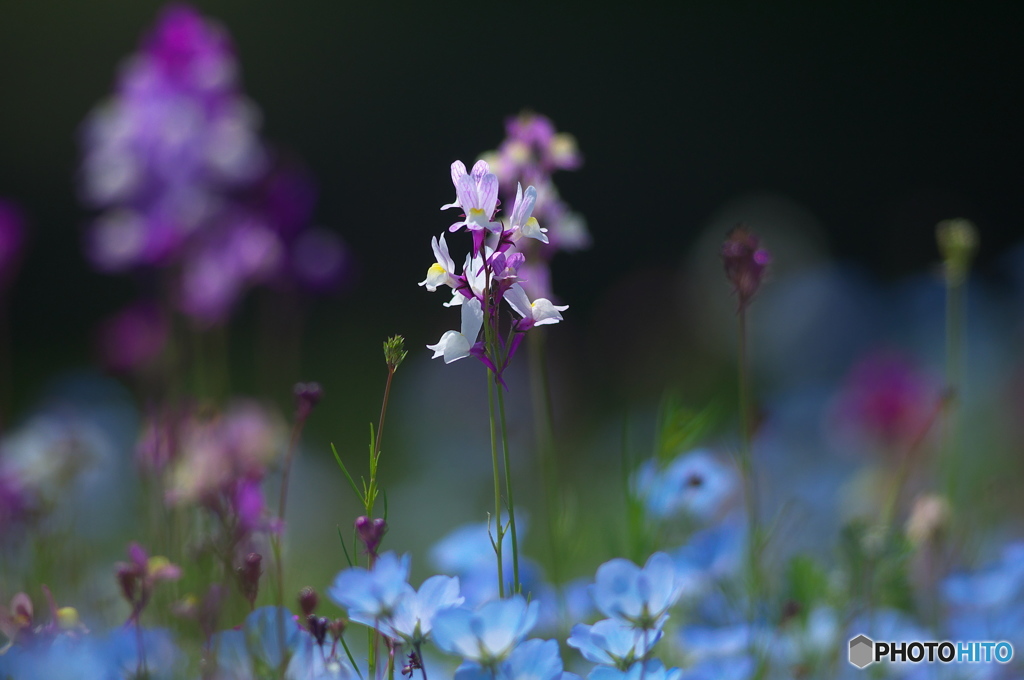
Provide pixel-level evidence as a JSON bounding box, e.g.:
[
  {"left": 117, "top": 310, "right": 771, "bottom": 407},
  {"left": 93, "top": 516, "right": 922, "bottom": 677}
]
[{"left": 421, "top": 160, "right": 570, "bottom": 597}]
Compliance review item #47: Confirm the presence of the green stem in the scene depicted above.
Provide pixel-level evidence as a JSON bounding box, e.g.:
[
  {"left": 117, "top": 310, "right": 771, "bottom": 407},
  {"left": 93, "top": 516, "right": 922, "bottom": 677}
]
[
  {"left": 942, "top": 277, "right": 964, "bottom": 505},
  {"left": 496, "top": 378, "right": 521, "bottom": 594},
  {"left": 737, "top": 309, "right": 760, "bottom": 559},
  {"left": 528, "top": 330, "right": 563, "bottom": 588},
  {"left": 486, "top": 370, "right": 505, "bottom": 598},
  {"left": 737, "top": 307, "right": 766, "bottom": 677}
]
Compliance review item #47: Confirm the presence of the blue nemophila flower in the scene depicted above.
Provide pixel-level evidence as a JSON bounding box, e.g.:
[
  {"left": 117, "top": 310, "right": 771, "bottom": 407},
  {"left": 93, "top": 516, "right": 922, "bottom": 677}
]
[
  {"left": 676, "top": 624, "right": 763, "bottom": 666},
  {"left": 212, "top": 605, "right": 357, "bottom": 679},
  {"left": 380, "top": 574, "right": 464, "bottom": 645},
  {"left": 432, "top": 595, "right": 539, "bottom": 665},
  {"left": 568, "top": 618, "right": 662, "bottom": 669},
  {"left": 675, "top": 656, "right": 754, "bottom": 680},
  {"left": 454, "top": 638, "right": 576, "bottom": 680},
  {"left": 590, "top": 553, "right": 685, "bottom": 630},
  {"left": 432, "top": 521, "right": 521, "bottom": 574},
  {"left": 671, "top": 516, "right": 745, "bottom": 582},
  {"left": 213, "top": 606, "right": 303, "bottom": 677},
  {"left": 588, "top": 659, "right": 682, "bottom": 680},
  {"left": 0, "top": 627, "right": 180, "bottom": 680},
  {"left": 633, "top": 450, "right": 738, "bottom": 522},
  {"left": 328, "top": 551, "right": 411, "bottom": 620}
]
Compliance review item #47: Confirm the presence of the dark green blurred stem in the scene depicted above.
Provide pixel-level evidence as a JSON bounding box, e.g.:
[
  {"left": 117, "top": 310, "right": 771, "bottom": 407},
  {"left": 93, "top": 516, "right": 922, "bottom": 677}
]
[
  {"left": 482, "top": 283, "right": 505, "bottom": 598},
  {"left": 374, "top": 367, "right": 396, "bottom": 481},
  {"left": 737, "top": 307, "right": 766, "bottom": 677},
  {"left": 258, "top": 290, "right": 304, "bottom": 403},
  {"left": 528, "top": 330, "right": 564, "bottom": 589},
  {"left": 486, "top": 368, "right": 505, "bottom": 599},
  {"left": 942, "top": 276, "right": 964, "bottom": 504},
  {"left": 737, "top": 309, "right": 760, "bottom": 558},
  {"left": 135, "top": 619, "right": 148, "bottom": 678},
  {"left": 496, "top": 378, "right": 521, "bottom": 594},
  {"left": 414, "top": 643, "right": 428, "bottom": 680},
  {"left": 274, "top": 412, "right": 309, "bottom": 678},
  {"left": 365, "top": 366, "right": 397, "bottom": 680}
]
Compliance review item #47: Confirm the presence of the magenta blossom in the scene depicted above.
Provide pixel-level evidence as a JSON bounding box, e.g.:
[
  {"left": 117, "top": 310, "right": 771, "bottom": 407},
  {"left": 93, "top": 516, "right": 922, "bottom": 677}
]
[{"left": 0, "top": 199, "right": 25, "bottom": 294}]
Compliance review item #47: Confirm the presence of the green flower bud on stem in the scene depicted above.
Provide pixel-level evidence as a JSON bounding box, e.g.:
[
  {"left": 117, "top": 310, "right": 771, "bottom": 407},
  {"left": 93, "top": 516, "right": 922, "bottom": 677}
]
[
  {"left": 384, "top": 335, "right": 408, "bottom": 372},
  {"left": 936, "top": 218, "right": 978, "bottom": 286}
]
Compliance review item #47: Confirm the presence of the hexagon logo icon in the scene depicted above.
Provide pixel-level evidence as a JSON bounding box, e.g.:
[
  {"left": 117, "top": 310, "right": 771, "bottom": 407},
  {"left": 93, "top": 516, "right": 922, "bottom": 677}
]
[{"left": 849, "top": 634, "right": 874, "bottom": 669}]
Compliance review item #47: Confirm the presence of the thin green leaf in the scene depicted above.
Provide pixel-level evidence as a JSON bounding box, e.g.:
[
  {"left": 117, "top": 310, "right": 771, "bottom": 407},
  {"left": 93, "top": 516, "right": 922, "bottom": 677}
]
[
  {"left": 331, "top": 443, "right": 364, "bottom": 503},
  {"left": 340, "top": 637, "right": 363, "bottom": 680},
  {"left": 338, "top": 525, "right": 354, "bottom": 567}
]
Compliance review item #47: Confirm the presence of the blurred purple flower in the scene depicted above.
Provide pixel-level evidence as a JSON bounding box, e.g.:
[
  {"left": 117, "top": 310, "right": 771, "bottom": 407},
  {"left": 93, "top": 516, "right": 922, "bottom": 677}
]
[
  {"left": 80, "top": 4, "right": 264, "bottom": 268},
  {"left": 80, "top": 5, "right": 350, "bottom": 325},
  {"left": 481, "top": 111, "right": 588, "bottom": 301},
  {"left": 721, "top": 226, "right": 771, "bottom": 311},
  {"left": 0, "top": 199, "right": 26, "bottom": 294},
  {"left": 0, "top": 469, "right": 34, "bottom": 534},
  {"left": 96, "top": 301, "right": 168, "bottom": 373},
  {"left": 163, "top": 400, "right": 285, "bottom": 507},
  {"left": 828, "top": 351, "right": 941, "bottom": 453}
]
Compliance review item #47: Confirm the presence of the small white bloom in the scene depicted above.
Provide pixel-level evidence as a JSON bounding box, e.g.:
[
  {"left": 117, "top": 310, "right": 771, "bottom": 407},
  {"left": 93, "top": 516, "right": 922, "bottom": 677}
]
[
  {"left": 418, "top": 234, "right": 458, "bottom": 292},
  {"left": 503, "top": 284, "right": 567, "bottom": 327},
  {"left": 427, "top": 297, "right": 483, "bottom": 363},
  {"left": 508, "top": 183, "right": 548, "bottom": 244}
]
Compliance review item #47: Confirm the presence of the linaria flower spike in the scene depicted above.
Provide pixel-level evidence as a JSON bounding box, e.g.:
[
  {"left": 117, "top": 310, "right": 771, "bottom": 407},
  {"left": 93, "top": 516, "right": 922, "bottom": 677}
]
[{"left": 721, "top": 226, "right": 770, "bottom": 311}]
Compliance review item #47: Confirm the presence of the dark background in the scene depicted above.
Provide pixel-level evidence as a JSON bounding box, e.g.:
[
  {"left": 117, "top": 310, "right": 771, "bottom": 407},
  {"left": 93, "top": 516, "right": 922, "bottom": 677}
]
[{"left": 1, "top": 0, "right": 1022, "bottom": 415}]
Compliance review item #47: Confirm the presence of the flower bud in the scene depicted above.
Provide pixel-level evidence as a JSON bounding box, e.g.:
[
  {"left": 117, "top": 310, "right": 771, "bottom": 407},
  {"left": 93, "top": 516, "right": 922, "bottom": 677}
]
[
  {"left": 329, "top": 617, "right": 346, "bottom": 641},
  {"left": 307, "top": 615, "right": 329, "bottom": 646},
  {"left": 294, "top": 382, "right": 324, "bottom": 421},
  {"left": 722, "top": 226, "right": 771, "bottom": 311},
  {"left": 383, "top": 335, "right": 408, "bottom": 372},
  {"left": 355, "top": 516, "right": 387, "bottom": 557},
  {"left": 116, "top": 564, "right": 139, "bottom": 603},
  {"left": 237, "top": 552, "right": 263, "bottom": 608},
  {"left": 298, "top": 586, "right": 318, "bottom": 617},
  {"left": 906, "top": 494, "right": 951, "bottom": 546},
  {"left": 56, "top": 607, "right": 80, "bottom": 631},
  {"left": 936, "top": 218, "right": 978, "bottom": 286}
]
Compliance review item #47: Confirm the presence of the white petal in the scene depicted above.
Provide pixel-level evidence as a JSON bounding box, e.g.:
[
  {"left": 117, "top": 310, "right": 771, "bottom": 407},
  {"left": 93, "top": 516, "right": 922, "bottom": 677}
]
[
  {"left": 450, "top": 160, "right": 468, "bottom": 185},
  {"left": 519, "top": 217, "right": 548, "bottom": 244},
  {"left": 437, "top": 234, "right": 455, "bottom": 271},
  {"left": 427, "top": 331, "right": 460, "bottom": 359},
  {"left": 503, "top": 284, "right": 532, "bottom": 319},
  {"left": 478, "top": 173, "right": 499, "bottom": 218},
  {"left": 470, "top": 159, "right": 489, "bottom": 182},
  {"left": 531, "top": 298, "right": 568, "bottom": 325},
  {"left": 460, "top": 297, "right": 484, "bottom": 345}
]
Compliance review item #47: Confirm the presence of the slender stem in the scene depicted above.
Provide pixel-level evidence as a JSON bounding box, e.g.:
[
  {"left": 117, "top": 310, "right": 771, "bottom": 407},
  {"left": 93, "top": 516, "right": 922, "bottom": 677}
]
[
  {"left": 496, "top": 380, "right": 521, "bottom": 594},
  {"left": 942, "top": 277, "right": 964, "bottom": 504},
  {"left": 415, "top": 643, "right": 429, "bottom": 680},
  {"left": 528, "top": 330, "right": 563, "bottom": 589},
  {"left": 480, "top": 267, "right": 506, "bottom": 599},
  {"left": 737, "top": 307, "right": 766, "bottom": 678},
  {"left": 375, "top": 368, "right": 396, "bottom": 465},
  {"left": 278, "top": 418, "right": 306, "bottom": 531},
  {"left": 135, "top": 620, "right": 148, "bottom": 678},
  {"left": 487, "top": 371, "right": 505, "bottom": 598},
  {"left": 737, "top": 309, "right": 757, "bottom": 536},
  {"left": 275, "top": 412, "right": 309, "bottom": 679}
]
